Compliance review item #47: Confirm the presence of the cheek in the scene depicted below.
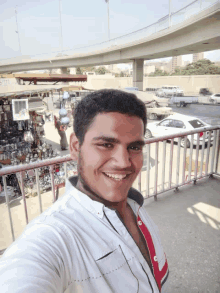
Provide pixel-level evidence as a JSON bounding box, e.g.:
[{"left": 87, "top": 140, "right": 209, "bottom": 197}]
[
  {"left": 82, "top": 149, "right": 109, "bottom": 171},
  {"left": 133, "top": 154, "right": 143, "bottom": 171}
]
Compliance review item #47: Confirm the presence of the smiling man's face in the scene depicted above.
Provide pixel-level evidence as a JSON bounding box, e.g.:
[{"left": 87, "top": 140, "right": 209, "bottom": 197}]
[{"left": 70, "top": 112, "right": 145, "bottom": 203}]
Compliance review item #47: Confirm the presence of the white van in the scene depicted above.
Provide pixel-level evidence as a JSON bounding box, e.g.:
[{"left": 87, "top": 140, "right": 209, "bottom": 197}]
[{"left": 156, "top": 86, "right": 184, "bottom": 97}]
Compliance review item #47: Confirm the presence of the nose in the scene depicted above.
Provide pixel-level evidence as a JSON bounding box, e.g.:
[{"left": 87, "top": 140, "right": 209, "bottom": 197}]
[{"left": 112, "top": 146, "right": 131, "bottom": 168}]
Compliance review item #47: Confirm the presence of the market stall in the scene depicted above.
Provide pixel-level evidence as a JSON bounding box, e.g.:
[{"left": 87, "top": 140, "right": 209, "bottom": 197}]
[{"left": 0, "top": 90, "right": 66, "bottom": 200}]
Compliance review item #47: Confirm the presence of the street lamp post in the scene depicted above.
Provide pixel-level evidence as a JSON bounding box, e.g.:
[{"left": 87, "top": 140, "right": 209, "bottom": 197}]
[
  {"left": 15, "top": 6, "right": 22, "bottom": 55},
  {"left": 59, "top": 0, "right": 64, "bottom": 55},
  {"left": 105, "top": 0, "right": 110, "bottom": 40}
]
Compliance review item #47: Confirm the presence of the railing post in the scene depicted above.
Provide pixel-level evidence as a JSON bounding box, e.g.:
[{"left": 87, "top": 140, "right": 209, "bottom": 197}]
[
  {"left": 64, "top": 162, "right": 68, "bottom": 180},
  {"left": 3, "top": 176, "right": 15, "bottom": 242},
  {"left": 188, "top": 134, "right": 194, "bottom": 182},
  {"left": 215, "top": 130, "right": 220, "bottom": 174},
  {"left": 138, "top": 172, "right": 141, "bottom": 193},
  {"left": 19, "top": 171, "right": 29, "bottom": 224},
  {"left": 49, "top": 165, "right": 56, "bottom": 202},
  {"left": 194, "top": 133, "right": 200, "bottom": 182},
  {"left": 154, "top": 142, "right": 159, "bottom": 201},
  {"left": 199, "top": 131, "right": 206, "bottom": 178},
  {"left": 146, "top": 144, "right": 151, "bottom": 198},
  {"left": 181, "top": 136, "right": 187, "bottom": 184},
  {"left": 205, "top": 132, "right": 212, "bottom": 175},
  {"left": 169, "top": 139, "right": 174, "bottom": 189},
  {"left": 35, "top": 168, "right": 43, "bottom": 213},
  {"left": 176, "top": 137, "right": 181, "bottom": 188},
  {"left": 162, "top": 140, "right": 166, "bottom": 192},
  {"left": 210, "top": 130, "right": 217, "bottom": 174}
]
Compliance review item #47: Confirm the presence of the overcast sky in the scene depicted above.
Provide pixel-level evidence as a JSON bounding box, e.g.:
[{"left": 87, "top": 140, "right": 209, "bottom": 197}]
[{"left": 1, "top": 0, "right": 219, "bottom": 65}]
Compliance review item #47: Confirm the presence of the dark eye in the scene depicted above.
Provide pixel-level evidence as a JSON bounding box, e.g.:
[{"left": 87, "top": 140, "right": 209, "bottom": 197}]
[
  {"left": 97, "top": 143, "right": 113, "bottom": 149},
  {"left": 129, "top": 145, "right": 142, "bottom": 152}
]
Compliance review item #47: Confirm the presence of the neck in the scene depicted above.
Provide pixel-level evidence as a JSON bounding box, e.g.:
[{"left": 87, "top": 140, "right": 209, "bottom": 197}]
[{"left": 75, "top": 178, "right": 128, "bottom": 219}]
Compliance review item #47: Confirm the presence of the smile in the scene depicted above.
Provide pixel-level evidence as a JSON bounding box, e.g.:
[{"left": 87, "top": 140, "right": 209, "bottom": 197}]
[{"left": 102, "top": 172, "right": 131, "bottom": 181}]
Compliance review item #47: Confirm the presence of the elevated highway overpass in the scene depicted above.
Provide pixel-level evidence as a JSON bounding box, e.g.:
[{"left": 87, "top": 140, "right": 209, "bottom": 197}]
[{"left": 0, "top": 0, "right": 220, "bottom": 90}]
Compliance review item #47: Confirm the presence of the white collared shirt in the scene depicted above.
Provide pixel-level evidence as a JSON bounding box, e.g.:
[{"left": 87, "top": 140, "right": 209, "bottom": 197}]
[{"left": 0, "top": 177, "right": 169, "bottom": 293}]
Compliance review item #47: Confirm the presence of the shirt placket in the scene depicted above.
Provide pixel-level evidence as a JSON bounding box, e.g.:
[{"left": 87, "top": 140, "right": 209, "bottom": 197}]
[{"left": 137, "top": 211, "right": 168, "bottom": 293}]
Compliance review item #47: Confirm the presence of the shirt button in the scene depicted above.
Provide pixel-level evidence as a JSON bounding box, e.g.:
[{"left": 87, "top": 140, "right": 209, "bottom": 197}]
[
  {"left": 154, "top": 256, "right": 158, "bottom": 262},
  {"left": 138, "top": 221, "right": 142, "bottom": 226}
]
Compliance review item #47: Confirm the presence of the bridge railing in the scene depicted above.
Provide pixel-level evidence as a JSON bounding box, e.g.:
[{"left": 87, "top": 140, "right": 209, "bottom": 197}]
[
  {"left": 0, "top": 125, "right": 219, "bottom": 251},
  {"left": 0, "top": 0, "right": 219, "bottom": 65}
]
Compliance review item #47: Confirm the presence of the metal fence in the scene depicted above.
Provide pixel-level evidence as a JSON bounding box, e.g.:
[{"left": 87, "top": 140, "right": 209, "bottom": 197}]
[{"left": 0, "top": 125, "right": 219, "bottom": 249}]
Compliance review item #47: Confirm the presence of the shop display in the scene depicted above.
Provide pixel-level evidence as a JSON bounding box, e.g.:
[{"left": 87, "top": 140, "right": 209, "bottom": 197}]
[{"left": 0, "top": 97, "right": 64, "bottom": 201}]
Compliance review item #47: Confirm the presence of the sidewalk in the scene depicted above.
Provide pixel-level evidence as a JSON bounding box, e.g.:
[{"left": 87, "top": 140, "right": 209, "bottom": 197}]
[{"left": 144, "top": 175, "right": 220, "bottom": 293}]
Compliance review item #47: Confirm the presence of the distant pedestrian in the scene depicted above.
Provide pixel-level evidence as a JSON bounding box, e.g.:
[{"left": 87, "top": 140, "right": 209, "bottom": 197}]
[
  {"left": 62, "top": 91, "right": 69, "bottom": 108},
  {"left": 54, "top": 109, "right": 69, "bottom": 151}
]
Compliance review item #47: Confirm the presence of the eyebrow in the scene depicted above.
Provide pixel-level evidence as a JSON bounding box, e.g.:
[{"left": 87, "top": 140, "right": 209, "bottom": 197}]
[{"left": 92, "top": 136, "right": 145, "bottom": 146}]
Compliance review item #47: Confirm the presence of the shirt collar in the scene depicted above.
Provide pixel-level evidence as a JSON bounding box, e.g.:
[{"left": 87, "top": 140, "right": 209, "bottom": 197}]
[{"left": 66, "top": 176, "right": 144, "bottom": 218}]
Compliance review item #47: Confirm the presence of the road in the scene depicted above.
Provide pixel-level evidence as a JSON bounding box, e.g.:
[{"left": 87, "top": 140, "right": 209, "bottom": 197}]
[{"left": 170, "top": 104, "right": 220, "bottom": 126}]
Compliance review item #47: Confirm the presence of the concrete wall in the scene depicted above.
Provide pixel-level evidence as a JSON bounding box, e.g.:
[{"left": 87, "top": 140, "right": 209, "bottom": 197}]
[
  {"left": 144, "top": 75, "right": 220, "bottom": 94},
  {"left": 81, "top": 75, "right": 220, "bottom": 94}
]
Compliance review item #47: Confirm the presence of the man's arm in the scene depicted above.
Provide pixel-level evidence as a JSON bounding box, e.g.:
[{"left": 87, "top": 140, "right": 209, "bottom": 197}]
[{"left": 0, "top": 224, "right": 67, "bottom": 293}]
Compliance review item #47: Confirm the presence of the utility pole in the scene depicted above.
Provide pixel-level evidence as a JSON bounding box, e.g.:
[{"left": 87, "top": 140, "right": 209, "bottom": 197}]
[
  {"left": 59, "top": 0, "right": 63, "bottom": 55},
  {"left": 105, "top": 0, "right": 110, "bottom": 40},
  {"left": 15, "top": 6, "right": 22, "bottom": 54}
]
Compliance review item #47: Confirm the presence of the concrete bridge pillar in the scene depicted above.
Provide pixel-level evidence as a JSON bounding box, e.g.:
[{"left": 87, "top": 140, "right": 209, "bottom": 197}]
[
  {"left": 132, "top": 59, "right": 144, "bottom": 91},
  {"left": 60, "top": 67, "right": 69, "bottom": 74}
]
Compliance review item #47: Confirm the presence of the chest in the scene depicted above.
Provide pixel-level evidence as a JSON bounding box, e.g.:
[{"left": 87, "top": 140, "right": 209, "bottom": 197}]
[{"left": 123, "top": 209, "right": 153, "bottom": 270}]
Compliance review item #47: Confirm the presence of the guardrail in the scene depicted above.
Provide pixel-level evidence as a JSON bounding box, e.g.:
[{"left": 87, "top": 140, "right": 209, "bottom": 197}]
[
  {"left": 0, "top": 0, "right": 218, "bottom": 64},
  {"left": 0, "top": 125, "right": 219, "bottom": 248}
]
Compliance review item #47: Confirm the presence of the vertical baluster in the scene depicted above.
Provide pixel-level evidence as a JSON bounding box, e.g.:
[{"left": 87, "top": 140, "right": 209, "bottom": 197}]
[
  {"left": 169, "top": 139, "right": 174, "bottom": 189},
  {"left": 205, "top": 132, "right": 212, "bottom": 175},
  {"left": 146, "top": 144, "right": 150, "bottom": 197},
  {"left": 3, "top": 176, "right": 15, "bottom": 241},
  {"left": 182, "top": 136, "right": 187, "bottom": 184},
  {"left": 138, "top": 172, "right": 141, "bottom": 193},
  {"left": 199, "top": 130, "right": 206, "bottom": 178},
  {"left": 215, "top": 130, "right": 220, "bottom": 174},
  {"left": 49, "top": 165, "right": 56, "bottom": 202},
  {"left": 210, "top": 130, "right": 217, "bottom": 174},
  {"left": 19, "top": 171, "right": 28, "bottom": 224},
  {"left": 176, "top": 137, "right": 181, "bottom": 187},
  {"left": 162, "top": 140, "right": 166, "bottom": 192},
  {"left": 35, "top": 168, "right": 42, "bottom": 213},
  {"left": 64, "top": 162, "right": 68, "bottom": 180},
  {"left": 154, "top": 142, "right": 158, "bottom": 201},
  {"left": 194, "top": 133, "right": 200, "bottom": 181},
  {"left": 188, "top": 134, "right": 194, "bottom": 182}
]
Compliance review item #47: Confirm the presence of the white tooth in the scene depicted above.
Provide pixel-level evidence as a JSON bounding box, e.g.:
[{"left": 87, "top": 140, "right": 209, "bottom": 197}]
[{"left": 104, "top": 173, "right": 126, "bottom": 180}]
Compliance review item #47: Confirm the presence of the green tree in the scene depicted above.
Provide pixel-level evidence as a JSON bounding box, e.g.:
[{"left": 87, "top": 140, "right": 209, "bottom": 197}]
[
  {"left": 119, "top": 71, "right": 125, "bottom": 77},
  {"left": 95, "top": 66, "right": 108, "bottom": 75},
  {"left": 149, "top": 68, "right": 169, "bottom": 76},
  {"left": 173, "top": 59, "right": 220, "bottom": 75}
]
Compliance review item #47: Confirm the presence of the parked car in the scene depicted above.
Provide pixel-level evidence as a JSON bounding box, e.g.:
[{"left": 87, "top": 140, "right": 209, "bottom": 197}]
[
  {"left": 124, "top": 87, "right": 139, "bottom": 91},
  {"left": 145, "top": 113, "right": 213, "bottom": 148},
  {"left": 199, "top": 88, "right": 212, "bottom": 96},
  {"left": 209, "top": 93, "right": 220, "bottom": 104},
  {"left": 156, "top": 86, "right": 184, "bottom": 97},
  {"left": 145, "top": 100, "right": 173, "bottom": 120}
]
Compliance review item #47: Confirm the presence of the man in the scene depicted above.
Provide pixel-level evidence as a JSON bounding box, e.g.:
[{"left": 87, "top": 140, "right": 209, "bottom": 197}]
[
  {"left": 62, "top": 91, "right": 70, "bottom": 108},
  {"left": 0, "top": 89, "right": 169, "bottom": 292},
  {"left": 55, "top": 108, "right": 69, "bottom": 151}
]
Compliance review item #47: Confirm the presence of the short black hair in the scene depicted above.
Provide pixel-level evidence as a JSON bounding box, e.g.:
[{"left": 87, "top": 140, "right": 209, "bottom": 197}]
[{"left": 74, "top": 89, "right": 147, "bottom": 145}]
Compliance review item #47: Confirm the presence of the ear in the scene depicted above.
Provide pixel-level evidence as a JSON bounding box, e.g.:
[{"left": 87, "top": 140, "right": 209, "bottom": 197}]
[{"left": 69, "top": 132, "right": 80, "bottom": 161}]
